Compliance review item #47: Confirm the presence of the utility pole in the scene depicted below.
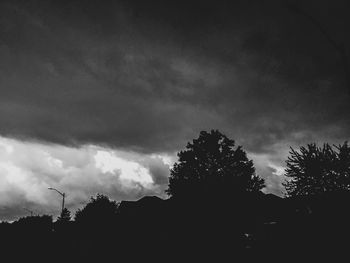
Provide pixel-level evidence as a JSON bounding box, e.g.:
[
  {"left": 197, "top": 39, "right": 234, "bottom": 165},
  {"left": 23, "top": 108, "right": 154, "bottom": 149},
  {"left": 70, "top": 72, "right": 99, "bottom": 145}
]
[{"left": 48, "top": 187, "right": 66, "bottom": 215}]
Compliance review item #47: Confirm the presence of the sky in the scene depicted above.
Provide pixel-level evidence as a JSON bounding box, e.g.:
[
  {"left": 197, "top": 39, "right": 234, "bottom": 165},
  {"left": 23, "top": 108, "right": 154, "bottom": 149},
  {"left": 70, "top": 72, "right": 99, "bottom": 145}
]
[{"left": 0, "top": 0, "right": 349, "bottom": 220}]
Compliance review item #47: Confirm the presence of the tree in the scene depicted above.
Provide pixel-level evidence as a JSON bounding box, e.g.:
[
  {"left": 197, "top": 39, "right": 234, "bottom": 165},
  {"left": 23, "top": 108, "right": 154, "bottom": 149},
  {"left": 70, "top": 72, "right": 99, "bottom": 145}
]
[
  {"left": 283, "top": 142, "right": 350, "bottom": 197},
  {"left": 166, "top": 130, "right": 265, "bottom": 198},
  {"left": 74, "top": 194, "right": 119, "bottom": 224},
  {"left": 247, "top": 174, "right": 266, "bottom": 193},
  {"left": 57, "top": 208, "right": 71, "bottom": 223}
]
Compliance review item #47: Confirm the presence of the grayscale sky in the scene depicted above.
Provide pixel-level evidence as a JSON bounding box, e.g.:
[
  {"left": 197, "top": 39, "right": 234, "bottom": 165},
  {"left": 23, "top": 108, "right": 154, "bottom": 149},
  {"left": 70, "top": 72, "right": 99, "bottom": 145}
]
[{"left": 0, "top": 0, "right": 349, "bottom": 220}]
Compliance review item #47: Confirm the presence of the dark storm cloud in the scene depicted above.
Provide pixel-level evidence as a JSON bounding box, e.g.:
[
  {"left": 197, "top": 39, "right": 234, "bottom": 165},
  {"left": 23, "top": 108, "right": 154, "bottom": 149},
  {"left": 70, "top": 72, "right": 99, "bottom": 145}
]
[
  {"left": 0, "top": 0, "right": 349, "bottom": 208},
  {"left": 0, "top": 0, "right": 348, "bottom": 156}
]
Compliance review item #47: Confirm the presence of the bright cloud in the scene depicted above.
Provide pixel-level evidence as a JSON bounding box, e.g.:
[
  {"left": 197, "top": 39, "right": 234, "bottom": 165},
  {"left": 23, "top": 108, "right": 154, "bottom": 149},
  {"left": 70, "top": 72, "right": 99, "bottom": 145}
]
[
  {"left": 249, "top": 151, "right": 287, "bottom": 196},
  {"left": 0, "top": 134, "right": 288, "bottom": 221},
  {"left": 0, "top": 136, "right": 171, "bottom": 221},
  {"left": 94, "top": 150, "right": 154, "bottom": 187}
]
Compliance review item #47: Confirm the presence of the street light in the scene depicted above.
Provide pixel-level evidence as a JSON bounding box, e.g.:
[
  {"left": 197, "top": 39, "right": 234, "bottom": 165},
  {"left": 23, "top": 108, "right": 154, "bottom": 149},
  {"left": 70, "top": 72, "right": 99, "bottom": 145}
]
[{"left": 48, "top": 187, "right": 66, "bottom": 215}]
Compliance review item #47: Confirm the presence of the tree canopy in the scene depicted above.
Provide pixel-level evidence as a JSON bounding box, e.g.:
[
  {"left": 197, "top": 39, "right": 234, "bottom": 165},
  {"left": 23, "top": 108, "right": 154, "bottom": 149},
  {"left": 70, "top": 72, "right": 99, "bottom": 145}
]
[
  {"left": 57, "top": 208, "right": 71, "bottom": 223},
  {"left": 284, "top": 142, "right": 350, "bottom": 197},
  {"left": 74, "top": 194, "right": 119, "bottom": 224},
  {"left": 166, "top": 130, "right": 265, "bottom": 198}
]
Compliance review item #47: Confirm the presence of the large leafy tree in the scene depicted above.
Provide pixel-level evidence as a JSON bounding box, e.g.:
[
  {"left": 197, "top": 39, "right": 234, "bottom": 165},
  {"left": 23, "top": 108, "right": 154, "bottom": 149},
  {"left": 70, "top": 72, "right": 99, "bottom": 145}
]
[
  {"left": 166, "top": 130, "right": 265, "bottom": 198},
  {"left": 284, "top": 142, "right": 350, "bottom": 197},
  {"left": 74, "top": 194, "right": 119, "bottom": 224}
]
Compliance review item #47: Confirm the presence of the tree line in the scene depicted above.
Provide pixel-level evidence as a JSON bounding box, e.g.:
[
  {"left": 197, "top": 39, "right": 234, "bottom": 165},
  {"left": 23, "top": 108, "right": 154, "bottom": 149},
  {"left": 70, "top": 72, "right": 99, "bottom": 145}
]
[
  {"left": 1, "top": 130, "right": 350, "bottom": 262},
  {"left": 167, "top": 130, "right": 350, "bottom": 198}
]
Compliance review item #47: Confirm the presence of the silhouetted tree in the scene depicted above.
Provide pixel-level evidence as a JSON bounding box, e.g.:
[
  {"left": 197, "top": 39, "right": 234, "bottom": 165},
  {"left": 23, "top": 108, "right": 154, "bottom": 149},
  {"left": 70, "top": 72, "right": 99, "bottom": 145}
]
[
  {"left": 14, "top": 214, "right": 53, "bottom": 230},
  {"left": 13, "top": 214, "right": 53, "bottom": 242},
  {"left": 74, "top": 194, "right": 119, "bottom": 224},
  {"left": 57, "top": 208, "right": 71, "bottom": 222},
  {"left": 166, "top": 130, "right": 265, "bottom": 197},
  {"left": 247, "top": 174, "right": 266, "bottom": 193},
  {"left": 73, "top": 194, "right": 120, "bottom": 261},
  {"left": 284, "top": 142, "right": 350, "bottom": 197},
  {"left": 9, "top": 215, "right": 54, "bottom": 261}
]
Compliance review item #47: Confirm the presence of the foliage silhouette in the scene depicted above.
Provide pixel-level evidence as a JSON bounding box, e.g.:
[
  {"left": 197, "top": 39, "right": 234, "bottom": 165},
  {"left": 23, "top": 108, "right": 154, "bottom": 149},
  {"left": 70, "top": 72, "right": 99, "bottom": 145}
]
[
  {"left": 166, "top": 130, "right": 265, "bottom": 198},
  {"left": 74, "top": 193, "right": 119, "bottom": 225},
  {"left": 8, "top": 215, "right": 54, "bottom": 261},
  {"left": 57, "top": 207, "right": 71, "bottom": 222},
  {"left": 13, "top": 214, "right": 53, "bottom": 233},
  {"left": 284, "top": 142, "right": 350, "bottom": 197},
  {"left": 0, "top": 191, "right": 349, "bottom": 262},
  {"left": 2, "top": 140, "right": 350, "bottom": 262},
  {"left": 55, "top": 207, "right": 73, "bottom": 236}
]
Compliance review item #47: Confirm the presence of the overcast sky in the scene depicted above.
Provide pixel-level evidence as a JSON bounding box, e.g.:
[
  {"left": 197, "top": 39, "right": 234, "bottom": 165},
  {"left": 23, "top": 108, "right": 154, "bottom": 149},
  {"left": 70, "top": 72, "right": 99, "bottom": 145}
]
[{"left": 0, "top": 0, "right": 349, "bottom": 220}]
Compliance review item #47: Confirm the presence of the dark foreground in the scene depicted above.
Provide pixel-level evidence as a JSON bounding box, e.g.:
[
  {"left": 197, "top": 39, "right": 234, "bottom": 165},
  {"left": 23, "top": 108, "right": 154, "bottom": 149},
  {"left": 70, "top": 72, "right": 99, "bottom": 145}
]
[{"left": 1, "top": 192, "right": 349, "bottom": 262}]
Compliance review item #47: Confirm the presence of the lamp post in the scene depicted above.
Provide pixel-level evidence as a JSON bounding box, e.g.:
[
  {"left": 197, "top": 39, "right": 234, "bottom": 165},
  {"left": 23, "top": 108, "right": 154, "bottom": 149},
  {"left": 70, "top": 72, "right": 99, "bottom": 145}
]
[{"left": 48, "top": 187, "right": 66, "bottom": 215}]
